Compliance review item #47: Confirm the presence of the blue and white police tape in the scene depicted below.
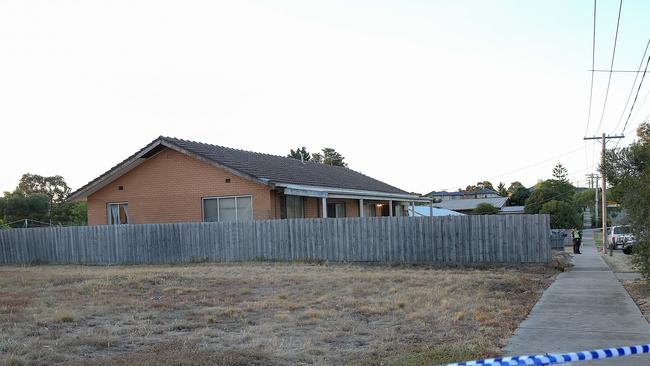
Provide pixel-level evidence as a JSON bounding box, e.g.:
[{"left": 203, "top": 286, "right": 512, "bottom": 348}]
[{"left": 445, "top": 344, "right": 650, "bottom": 366}]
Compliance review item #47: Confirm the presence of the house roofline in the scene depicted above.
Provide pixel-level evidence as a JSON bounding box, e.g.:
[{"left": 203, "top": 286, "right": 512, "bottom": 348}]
[
  {"left": 68, "top": 137, "right": 416, "bottom": 202},
  {"left": 68, "top": 137, "right": 271, "bottom": 201}
]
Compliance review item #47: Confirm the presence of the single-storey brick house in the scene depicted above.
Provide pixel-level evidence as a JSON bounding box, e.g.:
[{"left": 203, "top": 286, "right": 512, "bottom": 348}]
[{"left": 69, "top": 137, "right": 431, "bottom": 225}]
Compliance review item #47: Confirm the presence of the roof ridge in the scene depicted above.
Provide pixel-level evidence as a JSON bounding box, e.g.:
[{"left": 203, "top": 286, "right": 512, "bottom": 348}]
[
  {"left": 163, "top": 136, "right": 365, "bottom": 170},
  {"left": 162, "top": 136, "right": 409, "bottom": 193}
]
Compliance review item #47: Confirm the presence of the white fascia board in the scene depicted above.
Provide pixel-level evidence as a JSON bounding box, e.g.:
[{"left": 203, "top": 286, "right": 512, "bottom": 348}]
[{"left": 274, "top": 183, "right": 431, "bottom": 202}]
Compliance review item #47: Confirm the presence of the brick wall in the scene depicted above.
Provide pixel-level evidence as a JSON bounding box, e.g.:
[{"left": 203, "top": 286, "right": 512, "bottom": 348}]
[
  {"left": 87, "top": 148, "right": 274, "bottom": 225},
  {"left": 304, "top": 197, "right": 319, "bottom": 218}
]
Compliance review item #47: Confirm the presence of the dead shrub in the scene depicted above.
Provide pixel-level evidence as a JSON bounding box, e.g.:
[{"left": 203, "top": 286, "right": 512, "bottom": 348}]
[
  {"left": 56, "top": 311, "right": 75, "bottom": 323},
  {"left": 550, "top": 252, "right": 573, "bottom": 272}
]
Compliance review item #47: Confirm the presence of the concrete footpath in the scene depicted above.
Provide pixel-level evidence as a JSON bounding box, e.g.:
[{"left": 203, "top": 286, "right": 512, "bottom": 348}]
[{"left": 505, "top": 229, "right": 650, "bottom": 365}]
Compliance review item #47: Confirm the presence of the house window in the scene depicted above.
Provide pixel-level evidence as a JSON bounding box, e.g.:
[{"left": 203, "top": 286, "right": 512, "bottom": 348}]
[
  {"left": 363, "top": 203, "right": 377, "bottom": 217},
  {"left": 107, "top": 203, "right": 129, "bottom": 225},
  {"left": 327, "top": 202, "right": 346, "bottom": 218},
  {"left": 363, "top": 203, "right": 376, "bottom": 217},
  {"left": 203, "top": 196, "right": 253, "bottom": 222},
  {"left": 286, "top": 196, "right": 304, "bottom": 219}
]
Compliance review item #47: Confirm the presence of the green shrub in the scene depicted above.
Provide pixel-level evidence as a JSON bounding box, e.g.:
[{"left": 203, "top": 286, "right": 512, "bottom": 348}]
[
  {"left": 539, "top": 200, "right": 581, "bottom": 229},
  {"left": 472, "top": 203, "right": 499, "bottom": 215}
]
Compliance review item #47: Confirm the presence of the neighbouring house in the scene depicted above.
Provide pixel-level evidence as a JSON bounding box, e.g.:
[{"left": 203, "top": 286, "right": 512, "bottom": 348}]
[
  {"left": 69, "top": 137, "right": 431, "bottom": 225},
  {"left": 433, "top": 197, "right": 509, "bottom": 215},
  {"left": 408, "top": 206, "right": 465, "bottom": 217},
  {"left": 427, "top": 188, "right": 500, "bottom": 201}
]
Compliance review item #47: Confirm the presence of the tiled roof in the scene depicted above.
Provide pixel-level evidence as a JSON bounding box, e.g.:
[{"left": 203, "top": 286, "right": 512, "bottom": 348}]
[
  {"left": 69, "top": 136, "right": 411, "bottom": 199},
  {"left": 164, "top": 137, "right": 408, "bottom": 194}
]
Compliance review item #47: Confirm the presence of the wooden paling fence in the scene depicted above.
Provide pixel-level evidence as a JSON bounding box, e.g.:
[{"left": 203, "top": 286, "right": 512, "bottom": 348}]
[{"left": 0, "top": 215, "right": 552, "bottom": 265}]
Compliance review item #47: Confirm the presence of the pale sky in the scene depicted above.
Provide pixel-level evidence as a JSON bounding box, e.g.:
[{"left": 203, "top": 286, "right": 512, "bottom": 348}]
[{"left": 1, "top": 0, "right": 650, "bottom": 195}]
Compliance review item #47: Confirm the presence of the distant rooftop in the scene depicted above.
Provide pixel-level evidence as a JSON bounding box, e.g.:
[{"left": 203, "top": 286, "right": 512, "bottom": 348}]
[
  {"left": 434, "top": 197, "right": 509, "bottom": 211},
  {"left": 427, "top": 188, "right": 499, "bottom": 197}
]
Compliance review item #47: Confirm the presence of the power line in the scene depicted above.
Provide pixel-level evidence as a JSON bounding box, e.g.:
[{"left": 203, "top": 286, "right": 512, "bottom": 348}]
[
  {"left": 613, "top": 39, "right": 650, "bottom": 134},
  {"left": 594, "top": 0, "right": 623, "bottom": 135},
  {"left": 620, "top": 53, "right": 650, "bottom": 136},
  {"left": 430, "top": 142, "right": 598, "bottom": 193},
  {"left": 486, "top": 141, "right": 597, "bottom": 182},
  {"left": 628, "top": 89, "right": 650, "bottom": 126},
  {"left": 585, "top": 0, "right": 598, "bottom": 136},
  {"left": 522, "top": 177, "right": 588, "bottom": 208}
]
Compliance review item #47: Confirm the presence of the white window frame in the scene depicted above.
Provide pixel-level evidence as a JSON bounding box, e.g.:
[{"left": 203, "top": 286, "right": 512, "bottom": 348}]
[
  {"left": 107, "top": 202, "right": 129, "bottom": 225},
  {"left": 201, "top": 195, "right": 254, "bottom": 222}
]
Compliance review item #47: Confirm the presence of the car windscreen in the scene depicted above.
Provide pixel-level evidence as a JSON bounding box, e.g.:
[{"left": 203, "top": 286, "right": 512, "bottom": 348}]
[{"left": 613, "top": 226, "right": 631, "bottom": 234}]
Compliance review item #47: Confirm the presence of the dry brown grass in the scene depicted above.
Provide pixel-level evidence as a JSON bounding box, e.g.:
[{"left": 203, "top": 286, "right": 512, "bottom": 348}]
[
  {"left": 623, "top": 280, "right": 650, "bottom": 323},
  {"left": 601, "top": 250, "right": 638, "bottom": 273},
  {"left": 0, "top": 263, "right": 556, "bottom": 365}
]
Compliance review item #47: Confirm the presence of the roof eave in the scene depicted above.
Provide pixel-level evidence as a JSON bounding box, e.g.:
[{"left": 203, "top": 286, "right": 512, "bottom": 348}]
[{"left": 273, "top": 182, "right": 431, "bottom": 202}]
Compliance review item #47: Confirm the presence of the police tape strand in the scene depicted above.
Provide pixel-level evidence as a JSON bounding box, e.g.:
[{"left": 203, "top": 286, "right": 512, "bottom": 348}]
[{"left": 445, "top": 344, "right": 650, "bottom": 366}]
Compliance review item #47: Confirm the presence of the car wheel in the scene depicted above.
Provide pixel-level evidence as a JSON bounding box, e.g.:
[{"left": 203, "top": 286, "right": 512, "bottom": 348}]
[{"left": 623, "top": 247, "right": 633, "bottom": 255}]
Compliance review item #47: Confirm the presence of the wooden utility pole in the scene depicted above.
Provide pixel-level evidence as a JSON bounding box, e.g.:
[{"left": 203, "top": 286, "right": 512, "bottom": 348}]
[
  {"left": 584, "top": 133, "right": 624, "bottom": 253},
  {"left": 586, "top": 173, "right": 600, "bottom": 226},
  {"left": 594, "top": 176, "right": 599, "bottom": 225}
]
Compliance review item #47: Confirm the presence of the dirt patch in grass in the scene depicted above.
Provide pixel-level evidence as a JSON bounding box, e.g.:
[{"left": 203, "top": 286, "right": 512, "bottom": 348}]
[{"left": 0, "top": 263, "right": 556, "bottom": 365}]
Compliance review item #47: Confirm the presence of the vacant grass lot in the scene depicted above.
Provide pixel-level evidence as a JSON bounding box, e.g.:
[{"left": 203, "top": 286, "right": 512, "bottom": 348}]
[{"left": 0, "top": 263, "right": 556, "bottom": 366}]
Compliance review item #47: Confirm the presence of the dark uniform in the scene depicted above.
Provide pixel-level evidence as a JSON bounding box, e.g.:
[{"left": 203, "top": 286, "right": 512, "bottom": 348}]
[{"left": 572, "top": 229, "right": 582, "bottom": 254}]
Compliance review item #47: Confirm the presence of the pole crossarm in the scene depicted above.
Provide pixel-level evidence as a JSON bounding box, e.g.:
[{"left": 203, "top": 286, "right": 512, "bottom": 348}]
[
  {"left": 583, "top": 135, "right": 625, "bottom": 140},
  {"left": 589, "top": 69, "right": 648, "bottom": 73}
]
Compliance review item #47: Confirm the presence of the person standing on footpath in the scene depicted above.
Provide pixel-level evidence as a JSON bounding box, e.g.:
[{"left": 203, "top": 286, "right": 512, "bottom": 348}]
[{"left": 572, "top": 227, "right": 582, "bottom": 254}]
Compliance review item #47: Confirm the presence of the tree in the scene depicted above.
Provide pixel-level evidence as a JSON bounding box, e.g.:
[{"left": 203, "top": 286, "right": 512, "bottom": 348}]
[
  {"left": 552, "top": 163, "right": 569, "bottom": 183},
  {"left": 2, "top": 174, "right": 85, "bottom": 227},
  {"left": 573, "top": 188, "right": 596, "bottom": 209},
  {"left": 51, "top": 201, "right": 88, "bottom": 226},
  {"left": 465, "top": 181, "right": 494, "bottom": 192},
  {"left": 539, "top": 200, "right": 582, "bottom": 229},
  {"left": 524, "top": 164, "right": 575, "bottom": 215},
  {"left": 287, "top": 147, "right": 311, "bottom": 162},
  {"left": 497, "top": 182, "right": 507, "bottom": 197},
  {"left": 2, "top": 192, "right": 50, "bottom": 224},
  {"left": 507, "top": 181, "right": 525, "bottom": 194},
  {"left": 17, "top": 173, "right": 71, "bottom": 207},
  {"left": 603, "top": 122, "right": 650, "bottom": 278},
  {"left": 472, "top": 203, "right": 499, "bottom": 215},
  {"left": 510, "top": 187, "right": 531, "bottom": 206},
  {"left": 312, "top": 148, "right": 347, "bottom": 167}
]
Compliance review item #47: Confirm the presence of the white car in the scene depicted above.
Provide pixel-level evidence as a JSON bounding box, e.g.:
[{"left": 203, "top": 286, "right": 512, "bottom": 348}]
[{"left": 610, "top": 225, "right": 635, "bottom": 250}]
